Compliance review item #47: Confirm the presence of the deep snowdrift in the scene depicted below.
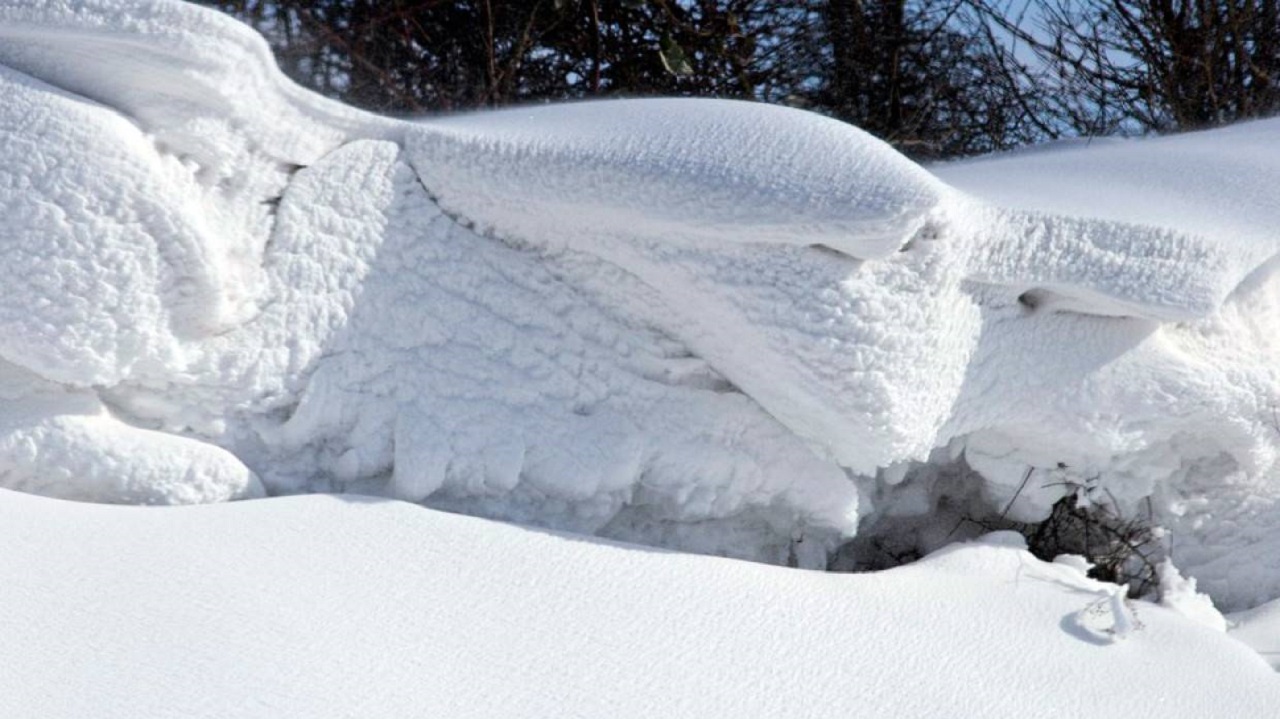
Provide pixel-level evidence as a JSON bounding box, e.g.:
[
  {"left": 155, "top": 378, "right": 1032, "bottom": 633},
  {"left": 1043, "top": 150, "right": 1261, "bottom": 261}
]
[
  {"left": 4, "top": 1, "right": 1280, "bottom": 714},
  {"left": 2, "top": 488, "right": 1278, "bottom": 718},
  {"left": 2, "top": 0, "right": 1280, "bottom": 610}
]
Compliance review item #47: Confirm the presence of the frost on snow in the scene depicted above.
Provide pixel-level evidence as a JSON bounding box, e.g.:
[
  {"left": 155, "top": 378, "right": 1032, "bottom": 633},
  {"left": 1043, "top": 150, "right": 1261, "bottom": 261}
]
[{"left": 3, "top": 0, "right": 1280, "bottom": 607}]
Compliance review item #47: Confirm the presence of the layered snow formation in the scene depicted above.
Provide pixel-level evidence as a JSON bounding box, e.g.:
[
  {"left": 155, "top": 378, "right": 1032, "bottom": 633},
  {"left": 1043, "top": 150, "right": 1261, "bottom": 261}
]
[
  {"left": 3, "top": 1, "right": 1280, "bottom": 605},
  {"left": 936, "top": 135, "right": 1280, "bottom": 610},
  {"left": 3, "top": 490, "right": 1280, "bottom": 718}
]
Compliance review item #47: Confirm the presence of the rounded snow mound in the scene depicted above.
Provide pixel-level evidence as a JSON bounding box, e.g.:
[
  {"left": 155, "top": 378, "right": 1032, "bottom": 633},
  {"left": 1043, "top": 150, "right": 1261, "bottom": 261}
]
[{"left": 409, "top": 98, "right": 943, "bottom": 258}]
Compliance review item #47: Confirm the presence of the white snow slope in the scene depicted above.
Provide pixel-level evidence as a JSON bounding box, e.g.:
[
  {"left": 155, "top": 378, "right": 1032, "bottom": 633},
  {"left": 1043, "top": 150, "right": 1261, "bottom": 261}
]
[
  {"left": 1, "top": 488, "right": 1278, "bottom": 719},
  {"left": 2, "top": 0, "right": 1280, "bottom": 711}
]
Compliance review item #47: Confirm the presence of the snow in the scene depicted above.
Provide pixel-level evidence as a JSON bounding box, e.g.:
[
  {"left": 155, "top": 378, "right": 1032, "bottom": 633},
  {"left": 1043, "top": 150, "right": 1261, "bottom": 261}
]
[
  {"left": 1231, "top": 598, "right": 1280, "bottom": 671},
  {"left": 0, "top": 0, "right": 1279, "bottom": 585},
  {"left": 1158, "top": 558, "right": 1228, "bottom": 633},
  {"left": 933, "top": 120, "right": 1280, "bottom": 270},
  {"left": 1, "top": 489, "right": 1278, "bottom": 719},
  {"left": 2, "top": 0, "right": 1280, "bottom": 711},
  {"left": 938, "top": 132, "right": 1280, "bottom": 610},
  {"left": 0, "top": 1, "right": 864, "bottom": 564},
  {"left": 411, "top": 98, "right": 943, "bottom": 259}
]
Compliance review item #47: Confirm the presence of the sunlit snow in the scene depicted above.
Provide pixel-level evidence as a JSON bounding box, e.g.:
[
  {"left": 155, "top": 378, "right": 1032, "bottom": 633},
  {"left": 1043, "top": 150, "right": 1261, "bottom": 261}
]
[{"left": 1, "top": 1, "right": 1280, "bottom": 715}]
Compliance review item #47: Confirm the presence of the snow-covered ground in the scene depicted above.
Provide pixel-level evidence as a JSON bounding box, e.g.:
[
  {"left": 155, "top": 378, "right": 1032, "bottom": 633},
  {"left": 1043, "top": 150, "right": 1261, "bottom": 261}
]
[
  {"left": 2, "top": 0, "right": 1280, "bottom": 714},
  {"left": 2, "top": 488, "right": 1278, "bottom": 718}
]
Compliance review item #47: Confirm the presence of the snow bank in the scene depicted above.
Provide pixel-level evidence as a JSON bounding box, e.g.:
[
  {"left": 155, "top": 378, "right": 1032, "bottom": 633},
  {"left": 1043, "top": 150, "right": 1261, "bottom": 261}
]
[
  {"left": 1, "top": 489, "right": 1277, "bottom": 718},
  {"left": 3, "top": 0, "right": 1280, "bottom": 611},
  {"left": 411, "top": 98, "right": 943, "bottom": 258},
  {"left": 934, "top": 120, "right": 1280, "bottom": 269},
  {"left": 0, "top": 0, "right": 863, "bottom": 565},
  {"left": 938, "top": 131, "right": 1280, "bottom": 609}
]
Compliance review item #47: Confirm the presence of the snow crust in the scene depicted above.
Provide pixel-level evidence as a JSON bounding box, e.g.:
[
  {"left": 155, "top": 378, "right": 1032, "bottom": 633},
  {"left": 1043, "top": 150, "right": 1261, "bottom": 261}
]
[
  {"left": 411, "top": 99, "right": 943, "bottom": 258},
  {"left": 939, "top": 132, "right": 1280, "bottom": 610},
  {"left": 2, "top": 0, "right": 1280, "bottom": 614},
  {"left": 2, "top": 489, "right": 1277, "bottom": 718},
  {"left": 934, "top": 120, "right": 1280, "bottom": 272}
]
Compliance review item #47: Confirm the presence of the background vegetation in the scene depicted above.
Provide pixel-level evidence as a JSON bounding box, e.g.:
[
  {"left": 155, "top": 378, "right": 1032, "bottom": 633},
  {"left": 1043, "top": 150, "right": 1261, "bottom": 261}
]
[{"left": 200, "top": 1, "right": 1280, "bottom": 160}]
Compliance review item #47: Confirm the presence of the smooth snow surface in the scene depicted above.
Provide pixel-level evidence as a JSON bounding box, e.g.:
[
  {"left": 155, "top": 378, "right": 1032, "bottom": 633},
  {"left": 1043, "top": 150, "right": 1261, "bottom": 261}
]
[
  {"left": 1232, "top": 598, "right": 1280, "bottom": 671},
  {"left": 4, "top": 0, "right": 1280, "bottom": 616},
  {"left": 934, "top": 121, "right": 1280, "bottom": 270},
  {"left": 1, "top": 491, "right": 1278, "bottom": 719},
  {"left": 411, "top": 99, "right": 943, "bottom": 258}
]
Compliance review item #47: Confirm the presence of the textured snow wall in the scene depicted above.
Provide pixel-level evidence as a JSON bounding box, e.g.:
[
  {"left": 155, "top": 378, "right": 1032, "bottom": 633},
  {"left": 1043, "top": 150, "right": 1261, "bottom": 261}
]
[{"left": 3, "top": 0, "right": 1280, "bottom": 605}]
